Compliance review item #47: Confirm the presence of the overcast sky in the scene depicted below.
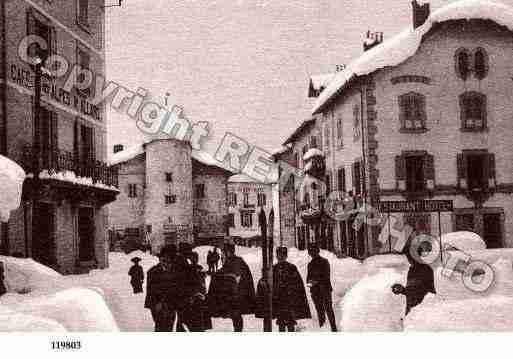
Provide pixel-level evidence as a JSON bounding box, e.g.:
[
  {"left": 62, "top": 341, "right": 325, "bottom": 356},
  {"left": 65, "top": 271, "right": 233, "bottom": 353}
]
[{"left": 105, "top": 0, "right": 499, "bottom": 158}]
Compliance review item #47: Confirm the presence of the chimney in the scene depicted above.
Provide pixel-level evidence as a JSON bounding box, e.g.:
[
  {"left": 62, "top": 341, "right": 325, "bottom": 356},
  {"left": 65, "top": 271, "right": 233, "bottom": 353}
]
[
  {"left": 363, "top": 31, "right": 384, "bottom": 52},
  {"left": 113, "top": 144, "right": 124, "bottom": 153},
  {"left": 412, "top": 0, "right": 430, "bottom": 29}
]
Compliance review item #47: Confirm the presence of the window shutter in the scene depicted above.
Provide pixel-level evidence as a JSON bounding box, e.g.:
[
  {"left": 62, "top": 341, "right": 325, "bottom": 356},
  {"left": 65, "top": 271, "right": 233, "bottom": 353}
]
[
  {"left": 457, "top": 153, "right": 467, "bottom": 189},
  {"left": 398, "top": 96, "right": 405, "bottom": 128},
  {"left": 351, "top": 163, "right": 357, "bottom": 193},
  {"left": 487, "top": 153, "right": 496, "bottom": 188},
  {"left": 424, "top": 154, "right": 435, "bottom": 189},
  {"left": 395, "top": 155, "right": 406, "bottom": 190}
]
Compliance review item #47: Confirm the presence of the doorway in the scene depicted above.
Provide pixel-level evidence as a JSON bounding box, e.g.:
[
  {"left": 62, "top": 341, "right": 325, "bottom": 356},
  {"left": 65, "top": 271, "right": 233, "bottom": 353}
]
[
  {"left": 78, "top": 207, "right": 95, "bottom": 262},
  {"left": 32, "top": 202, "right": 55, "bottom": 267},
  {"left": 483, "top": 213, "right": 502, "bottom": 249}
]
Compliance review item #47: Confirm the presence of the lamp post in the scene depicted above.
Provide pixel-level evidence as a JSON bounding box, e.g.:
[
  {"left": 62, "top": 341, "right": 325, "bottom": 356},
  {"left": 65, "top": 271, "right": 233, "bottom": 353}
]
[
  {"left": 258, "top": 207, "right": 272, "bottom": 331},
  {"left": 32, "top": 47, "right": 49, "bottom": 176}
]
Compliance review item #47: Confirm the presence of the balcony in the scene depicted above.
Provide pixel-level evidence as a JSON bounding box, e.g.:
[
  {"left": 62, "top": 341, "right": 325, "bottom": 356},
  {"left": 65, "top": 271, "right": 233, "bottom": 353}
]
[{"left": 21, "top": 145, "right": 119, "bottom": 204}]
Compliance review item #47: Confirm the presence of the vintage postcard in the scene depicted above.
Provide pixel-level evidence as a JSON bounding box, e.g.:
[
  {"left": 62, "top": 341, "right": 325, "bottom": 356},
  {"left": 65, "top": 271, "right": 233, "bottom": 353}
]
[{"left": 1, "top": 0, "right": 513, "bottom": 352}]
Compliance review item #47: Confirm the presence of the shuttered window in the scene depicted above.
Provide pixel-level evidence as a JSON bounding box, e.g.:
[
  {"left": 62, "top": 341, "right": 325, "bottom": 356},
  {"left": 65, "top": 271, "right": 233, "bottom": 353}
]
[
  {"left": 353, "top": 105, "right": 361, "bottom": 140},
  {"left": 460, "top": 92, "right": 486, "bottom": 131},
  {"left": 352, "top": 162, "right": 362, "bottom": 195},
  {"left": 128, "top": 184, "right": 137, "bottom": 198},
  {"left": 395, "top": 152, "right": 435, "bottom": 193},
  {"left": 474, "top": 48, "right": 488, "bottom": 80},
  {"left": 325, "top": 172, "right": 331, "bottom": 196},
  {"left": 457, "top": 151, "right": 495, "bottom": 190},
  {"left": 455, "top": 48, "right": 471, "bottom": 80},
  {"left": 77, "top": 0, "right": 89, "bottom": 27},
  {"left": 337, "top": 167, "right": 346, "bottom": 192},
  {"left": 336, "top": 117, "right": 343, "bottom": 147},
  {"left": 399, "top": 92, "right": 426, "bottom": 131}
]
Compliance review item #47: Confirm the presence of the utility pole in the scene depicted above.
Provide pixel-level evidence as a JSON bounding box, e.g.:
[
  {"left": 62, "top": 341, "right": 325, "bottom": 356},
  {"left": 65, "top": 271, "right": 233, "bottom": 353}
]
[{"left": 258, "top": 207, "right": 272, "bottom": 331}]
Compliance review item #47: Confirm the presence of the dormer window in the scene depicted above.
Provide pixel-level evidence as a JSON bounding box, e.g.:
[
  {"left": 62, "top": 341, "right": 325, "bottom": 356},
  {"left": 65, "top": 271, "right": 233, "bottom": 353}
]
[{"left": 455, "top": 48, "right": 471, "bottom": 80}]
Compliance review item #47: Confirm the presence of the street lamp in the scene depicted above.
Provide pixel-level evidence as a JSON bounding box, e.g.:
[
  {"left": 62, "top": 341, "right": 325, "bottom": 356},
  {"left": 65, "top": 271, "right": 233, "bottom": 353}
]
[{"left": 32, "top": 47, "right": 49, "bottom": 176}]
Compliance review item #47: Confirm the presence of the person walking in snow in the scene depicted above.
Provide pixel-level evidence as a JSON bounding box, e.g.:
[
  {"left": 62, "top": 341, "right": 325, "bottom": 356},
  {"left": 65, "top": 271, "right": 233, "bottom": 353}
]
[
  {"left": 307, "top": 242, "right": 337, "bottom": 331},
  {"left": 256, "top": 246, "right": 311, "bottom": 331},
  {"left": 207, "top": 242, "right": 256, "bottom": 332},
  {"left": 144, "top": 244, "right": 187, "bottom": 331},
  {"left": 128, "top": 257, "right": 144, "bottom": 294},
  {"left": 392, "top": 238, "right": 435, "bottom": 315},
  {"left": 0, "top": 261, "right": 6, "bottom": 297}
]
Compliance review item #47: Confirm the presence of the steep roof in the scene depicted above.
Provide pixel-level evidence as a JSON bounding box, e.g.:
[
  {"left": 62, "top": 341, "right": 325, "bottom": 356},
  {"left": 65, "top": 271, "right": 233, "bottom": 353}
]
[
  {"left": 282, "top": 118, "right": 316, "bottom": 145},
  {"left": 308, "top": 73, "right": 336, "bottom": 97},
  {"left": 312, "top": 0, "right": 513, "bottom": 114}
]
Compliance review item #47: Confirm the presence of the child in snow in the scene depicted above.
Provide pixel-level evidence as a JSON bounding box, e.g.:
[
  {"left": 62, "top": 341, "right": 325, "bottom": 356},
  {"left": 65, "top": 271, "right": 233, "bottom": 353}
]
[
  {"left": 0, "top": 261, "right": 6, "bottom": 297},
  {"left": 128, "top": 257, "right": 144, "bottom": 294}
]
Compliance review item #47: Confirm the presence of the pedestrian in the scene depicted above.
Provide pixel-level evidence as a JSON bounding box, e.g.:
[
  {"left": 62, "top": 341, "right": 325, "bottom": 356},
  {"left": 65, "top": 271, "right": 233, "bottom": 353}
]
[
  {"left": 392, "top": 238, "right": 436, "bottom": 315},
  {"left": 207, "top": 242, "right": 256, "bottom": 332},
  {"left": 144, "top": 244, "right": 187, "bottom": 331},
  {"left": 307, "top": 242, "right": 337, "bottom": 331},
  {"left": 181, "top": 251, "right": 212, "bottom": 332},
  {"left": 0, "top": 261, "right": 6, "bottom": 297},
  {"left": 272, "top": 246, "right": 311, "bottom": 332},
  {"left": 212, "top": 247, "right": 220, "bottom": 272},
  {"left": 128, "top": 257, "right": 144, "bottom": 294},
  {"left": 207, "top": 250, "right": 214, "bottom": 274}
]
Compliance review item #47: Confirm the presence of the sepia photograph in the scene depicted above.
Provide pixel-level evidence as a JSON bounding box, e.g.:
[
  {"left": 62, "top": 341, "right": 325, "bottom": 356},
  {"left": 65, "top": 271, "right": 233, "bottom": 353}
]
[{"left": 1, "top": 0, "right": 513, "bottom": 354}]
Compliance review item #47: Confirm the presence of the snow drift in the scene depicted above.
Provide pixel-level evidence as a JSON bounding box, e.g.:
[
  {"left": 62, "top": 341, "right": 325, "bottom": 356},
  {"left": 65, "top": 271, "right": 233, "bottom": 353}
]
[{"left": 0, "top": 155, "right": 25, "bottom": 222}]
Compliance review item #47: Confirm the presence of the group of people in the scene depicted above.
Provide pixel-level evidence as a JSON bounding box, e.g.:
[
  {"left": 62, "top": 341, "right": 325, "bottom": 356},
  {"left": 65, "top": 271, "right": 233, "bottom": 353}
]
[
  {"left": 206, "top": 247, "right": 221, "bottom": 274},
  {"left": 130, "top": 240, "right": 339, "bottom": 332}
]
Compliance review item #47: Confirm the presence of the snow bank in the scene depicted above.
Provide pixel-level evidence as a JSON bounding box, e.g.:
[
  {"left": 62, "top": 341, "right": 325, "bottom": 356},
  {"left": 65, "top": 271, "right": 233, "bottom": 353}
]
[
  {"left": 363, "top": 254, "right": 410, "bottom": 275},
  {"left": 0, "top": 255, "right": 62, "bottom": 293},
  {"left": 340, "top": 267, "right": 406, "bottom": 331},
  {"left": 434, "top": 257, "right": 513, "bottom": 300},
  {"left": 0, "top": 306, "right": 66, "bottom": 332},
  {"left": 0, "top": 155, "right": 25, "bottom": 222},
  {"left": 312, "top": 0, "right": 513, "bottom": 114},
  {"left": 440, "top": 231, "right": 485, "bottom": 251},
  {"left": 1, "top": 288, "right": 119, "bottom": 331},
  {"left": 405, "top": 294, "right": 513, "bottom": 331}
]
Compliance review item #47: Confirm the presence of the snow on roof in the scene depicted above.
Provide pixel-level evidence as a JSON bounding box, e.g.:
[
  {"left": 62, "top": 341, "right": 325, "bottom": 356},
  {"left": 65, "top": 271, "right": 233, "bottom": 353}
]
[
  {"left": 282, "top": 118, "right": 316, "bottom": 145},
  {"left": 0, "top": 155, "right": 26, "bottom": 222},
  {"left": 229, "top": 167, "right": 279, "bottom": 184},
  {"left": 303, "top": 148, "right": 324, "bottom": 161},
  {"left": 312, "top": 0, "right": 513, "bottom": 114},
  {"left": 109, "top": 141, "right": 233, "bottom": 173},
  {"left": 309, "top": 73, "right": 336, "bottom": 92}
]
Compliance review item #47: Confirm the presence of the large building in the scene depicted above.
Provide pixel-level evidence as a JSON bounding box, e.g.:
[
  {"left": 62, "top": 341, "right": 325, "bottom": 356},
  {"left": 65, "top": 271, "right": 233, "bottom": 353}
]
[
  {"left": 281, "top": 0, "right": 513, "bottom": 258},
  {"left": 0, "top": 0, "right": 118, "bottom": 273},
  {"left": 108, "top": 138, "right": 233, "bottom": 251},
  {"left": 227, "top": 173, "right": 280, "bottom": 246}
]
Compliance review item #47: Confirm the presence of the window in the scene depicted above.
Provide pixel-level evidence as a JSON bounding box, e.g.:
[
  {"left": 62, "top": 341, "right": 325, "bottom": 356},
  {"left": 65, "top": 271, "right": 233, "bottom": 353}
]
[
  {"left": 310, "top": 136, "right": 318, "bottom": 149},
  {"left": 38, "top": 107, "right": 58, "bottom": 169},
  {"left": 457, "top": 151, "right": 495, "bottom": 190},
  {"left": 241, "top": 212, "right": 253, "bottom": 227},
  {"left": 353, "top": 104, "right": 361, "bottom": 140},
  {"left": 195, "top": 184, "right": 205, "bottom": 199},
  {"left": 324, "top": 125, "right": 330, "bottom": 151},
  {"left": 228, "top": 213, "right": 235, "bottom": 228},
  {"left": 336, "top": 117, "right": 343, "bottom": 147},
  {"left": 76, "top": 46, "right": 91, "bottom": 95},
  {"left": 165, "top": 195, "right": 176, "bottom": 204},
  {"left": 146, "top": 225, "right": 152, "bottom": 233},
  {"left": 399, "top": 92, "right": 426, "bottom": 131},
  {"left": 337, "top": 168, "right": 346, "bottom": 192},
  {"left": 455, "top": 213, "right": 474, "bottom": 232},
  {"left": 303, "top": 192, "right": 310, "bottom": 207},
  {"left": 128, "top": 184, "right": 137, "bottom": 198},
  {"left": 396, "top": 152, "right": 434, "bottom": 193},
  {"left": 243, "top": 193, "right": 250, "bottom": 206},
  {"left": 27, "top": 10, "right": 54, "bottom": 60},
  {"left": 352, "top": 161, "right": 362, "bottom": 195},
  {"left": 404, "top": 213, "right": 431, "bottom": 234},
  {"left": 460, "top": 92, "right": 486, "bottom": 131},
  {"left": 77, "top": 0, "right": 89, "bottom": 27},
  {"left": 257, "top": 193, "right": 266, "bottom": 206},
  {"left": 228, "top": 192, "right": 237, "bottom": 206},
  {"left": 468, "top": 153, "right": 487, "bottom": 190},
  {"left": 474, "top": 48, "right": 488, "bottom": 80},
  {"left": 165, "top": 172, "right": 173, "bottom": 182},
  {"left": 325, "top": 172, "right": 331, "bottom": 196},
  {"left": 455, "top": 48, "right": 471, "bottom": 80},
  {"left": 405, "top": 156, "right": 425, "bottom": 193}
]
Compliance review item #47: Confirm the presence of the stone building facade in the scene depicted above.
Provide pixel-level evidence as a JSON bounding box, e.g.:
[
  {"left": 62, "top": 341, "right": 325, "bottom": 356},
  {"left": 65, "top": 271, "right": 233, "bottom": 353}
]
[
  {"left": 282, "top": 0, "right": 513, "bottom": 257},
  {"left": 0, "top": 0, "right": 118, "bottom": 273},
  {"left": 108, "top": 138, "right": 232, "bottom": 251},
  {"left": 227, "top": 173, "right": 279, "bottom": 246}
]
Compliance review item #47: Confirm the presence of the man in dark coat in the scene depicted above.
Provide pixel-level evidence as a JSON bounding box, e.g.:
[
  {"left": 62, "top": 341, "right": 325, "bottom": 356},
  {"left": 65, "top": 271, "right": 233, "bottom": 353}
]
[
  {"left": 392, "top": 238, "right": 436, "bottom": 315},
  {"left": 307, "top": 242, "right": 337, "bottom": 331},
  {"left": 128, "top": 257, "right": 144, "bottom": 294},
  {"left": 144, "top": 244, "right": 187, "bottom": 331},
  {"left": 207, "top": 242, "right": 256, "bottom": 331},
  {"left": 272, "top": 246, "right": 311, "bottom": 331}
]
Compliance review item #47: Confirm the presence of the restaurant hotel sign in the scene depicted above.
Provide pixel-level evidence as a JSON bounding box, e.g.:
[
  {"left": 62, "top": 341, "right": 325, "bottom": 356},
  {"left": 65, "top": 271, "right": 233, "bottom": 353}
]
[
  {"left": 378, "top": 200, "right": 454, "bottom": 213},
  {"left": 10, "top": 63, "right": 101, "bottom": 121}
]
